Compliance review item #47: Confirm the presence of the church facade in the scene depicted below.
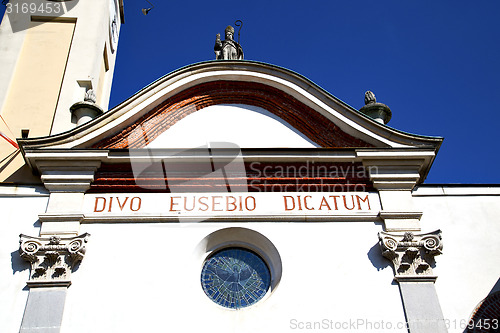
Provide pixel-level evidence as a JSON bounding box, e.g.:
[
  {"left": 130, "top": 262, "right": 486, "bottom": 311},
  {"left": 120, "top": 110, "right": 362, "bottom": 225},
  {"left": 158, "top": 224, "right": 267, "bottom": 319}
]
[{"left": 0, "top": 2, "right": 499, "bottom": 333}]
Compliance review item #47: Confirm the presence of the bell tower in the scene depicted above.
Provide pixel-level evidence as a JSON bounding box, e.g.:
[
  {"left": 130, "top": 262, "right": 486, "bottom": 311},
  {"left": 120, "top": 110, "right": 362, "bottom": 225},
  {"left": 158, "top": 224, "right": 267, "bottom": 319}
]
[{"left": 0, "top": 0, "right": 124, "bottom": 182}]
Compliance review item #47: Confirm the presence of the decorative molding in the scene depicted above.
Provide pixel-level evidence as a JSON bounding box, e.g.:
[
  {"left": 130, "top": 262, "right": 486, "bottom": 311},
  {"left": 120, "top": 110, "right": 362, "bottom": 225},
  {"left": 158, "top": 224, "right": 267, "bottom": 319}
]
[
  {"left": 359, "top": 153, "right": 437, "bottom": 189},
  {"left": 38, "top": 213, "right": 85, "bottom": 224},
  {"left": 378, "top": 230, "right": 442, "bottom": 281},
  {"left": 36, "top": 160, "right": 101, "bottom": 192},
  {"left": 367, "top": 165, "right": 421, "bottom": 190},
  {"left": 19, "top": 233, "right": 90, "bottom": 287},
  {"left": 38, "top": 214, "right": 85, "bottom": 236},
  {"left": 379, "top": 211, "right": 423, "bottom": 220}
]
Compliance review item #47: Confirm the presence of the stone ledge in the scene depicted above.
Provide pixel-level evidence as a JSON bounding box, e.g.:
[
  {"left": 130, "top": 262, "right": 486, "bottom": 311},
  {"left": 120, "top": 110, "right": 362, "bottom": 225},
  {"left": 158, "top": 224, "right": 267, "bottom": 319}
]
[{"left": 380, "top": 211, "right": 423, "bottom": 220}]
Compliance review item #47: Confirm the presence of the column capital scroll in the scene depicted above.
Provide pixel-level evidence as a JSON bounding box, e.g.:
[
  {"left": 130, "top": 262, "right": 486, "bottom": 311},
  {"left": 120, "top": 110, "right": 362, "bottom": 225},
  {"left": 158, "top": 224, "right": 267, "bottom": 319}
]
[
  {"left": 378, "top": 230, "right": 442, "bottom": 281},
  {"left": 19, "top": 233, "right": 90, "bottom": 288}
]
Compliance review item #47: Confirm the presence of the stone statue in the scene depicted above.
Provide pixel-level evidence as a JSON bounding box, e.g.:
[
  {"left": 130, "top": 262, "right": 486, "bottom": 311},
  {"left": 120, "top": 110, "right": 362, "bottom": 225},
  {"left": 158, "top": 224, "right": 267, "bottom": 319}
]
[{"left": 214, "top": 25, "right": 244, "bottom": 60}]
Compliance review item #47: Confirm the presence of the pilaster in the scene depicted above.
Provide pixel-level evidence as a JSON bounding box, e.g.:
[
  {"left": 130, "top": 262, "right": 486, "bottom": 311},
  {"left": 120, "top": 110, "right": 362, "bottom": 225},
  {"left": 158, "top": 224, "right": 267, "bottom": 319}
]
[
  {"left": 18, "top": 233, "right": 89, "bottom": 333},
  {"left": 361, "top": 154, "right": 427, "bottom": 231},
  {"left": 34, "top": 159, "right": 101, "bottom": 235},
  {"left": 379, "top": 230, "right": 447, "bottom": 333},
  {"left": 18, "top": 151, "right": 104, "bottom": 333}
]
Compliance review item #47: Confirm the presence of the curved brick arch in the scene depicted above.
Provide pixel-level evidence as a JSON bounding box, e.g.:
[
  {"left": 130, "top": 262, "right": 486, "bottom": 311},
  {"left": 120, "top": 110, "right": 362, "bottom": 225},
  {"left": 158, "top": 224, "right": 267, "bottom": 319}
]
[
  {"left": 466, "top": 291, "right": 500, "bottom": 333},
  {"left": 92, "top": 81, "right": 373, "bottom": 149}
]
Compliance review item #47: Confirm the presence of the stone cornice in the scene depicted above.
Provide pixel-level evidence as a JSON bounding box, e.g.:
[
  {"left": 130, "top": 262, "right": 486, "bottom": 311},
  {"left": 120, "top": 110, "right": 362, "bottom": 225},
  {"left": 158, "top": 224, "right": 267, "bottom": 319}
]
[
  {"left": 379, "top": 211, "right": 423, "bottom": 220},
  {"left": 21, "top": 148, "right": 439, "bottom": 189},
  {"left": 38, "top": 213, "right": 85, "bottom": 223},
  {"left": 360, "top": 152, "right": 434, "bottom": 189},
  {"left": 23, "top": 147, "right": 436, "bottom": 164},
  {"left": 19, "top": 233, "right": 90, "bottom": 287},
  {"left": 23, "top": 150, "right": 108, "bottom": 174}
]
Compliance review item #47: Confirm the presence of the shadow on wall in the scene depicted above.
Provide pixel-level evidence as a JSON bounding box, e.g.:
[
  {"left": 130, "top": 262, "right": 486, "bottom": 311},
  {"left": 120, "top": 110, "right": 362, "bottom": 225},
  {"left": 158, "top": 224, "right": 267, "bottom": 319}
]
[
  {"left": 367, "top": 242, "right": 390, "bottom": 272},
  {"left": 11, "top": 250, "right": 29, "bottom": 275},
  {"left": 13, "top": 219, "right": 43, "bottom": 275}
]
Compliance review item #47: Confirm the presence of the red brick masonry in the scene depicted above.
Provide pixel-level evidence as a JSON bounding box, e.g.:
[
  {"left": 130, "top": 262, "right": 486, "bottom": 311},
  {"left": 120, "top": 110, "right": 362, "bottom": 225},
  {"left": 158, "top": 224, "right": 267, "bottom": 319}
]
[
  {"left": 92, "top": 81, "right": 373, "bottom": 149},
  {"left": 89, "top": 161, "right": 373, "bottom": 193}
]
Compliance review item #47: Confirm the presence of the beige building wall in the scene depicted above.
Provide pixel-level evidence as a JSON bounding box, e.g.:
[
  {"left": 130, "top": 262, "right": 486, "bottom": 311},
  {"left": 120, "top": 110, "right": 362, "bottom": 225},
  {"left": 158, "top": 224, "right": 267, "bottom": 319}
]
[
  {"left": 96, "top": 46, "right": 110, "bottom": 107},
  {"left": 0, "top": 19, "right": 75, "bottom": 183},
  {"left": 0, "top": 0, "right": 124, "bottom": 183},
  {"left": 2, "top": 19, "right": 75, "bottom": 137}
]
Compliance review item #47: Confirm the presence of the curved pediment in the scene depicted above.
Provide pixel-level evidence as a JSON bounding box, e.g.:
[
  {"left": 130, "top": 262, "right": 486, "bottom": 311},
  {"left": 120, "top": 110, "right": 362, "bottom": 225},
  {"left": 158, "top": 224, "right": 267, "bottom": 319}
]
[
  {"left": 93, "top": 80, "right": 372, "bottom": 149},
  {"left": 17, "top": 61, "right": 443, "bottom": 151}
]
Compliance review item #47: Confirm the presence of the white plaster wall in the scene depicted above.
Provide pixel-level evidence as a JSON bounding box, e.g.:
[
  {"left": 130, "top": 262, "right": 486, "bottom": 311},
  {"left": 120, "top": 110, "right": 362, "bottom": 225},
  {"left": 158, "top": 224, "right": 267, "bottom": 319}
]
[
  {"left": 413, "top": 189, "right": 500, "bottom": 333},
  {"left": 2, "top": 186, "right": 497, "bottom": 333},
  {"left": 62, "top": 222, "right": 407, "bottom": 333},
  {"left": 146, "top": 104, "right": 320, "bottom": 148},
  {"left": 0, "top": 187, "right": 48, "bottom": 333}
]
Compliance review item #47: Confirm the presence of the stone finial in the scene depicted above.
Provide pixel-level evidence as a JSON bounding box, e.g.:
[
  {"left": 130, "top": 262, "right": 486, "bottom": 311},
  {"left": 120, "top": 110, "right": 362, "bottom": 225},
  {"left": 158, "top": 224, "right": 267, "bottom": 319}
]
[
  {"left": 359, "top": 91, "right": 392, "bottom": 124},
  {"left": 19, "top": 233, "right": 90, "bottom": 287},
  {"left": 364, "top": 91, "right": 377, "bottom": 105},
  {"left": 378, "top": 230, "right": 442, "bottom": 281},
  {"left": 84, "top": 89, "right": 97, "bottom": 104},
  {"left": 70, "top": 89, "right": 104, "bottom": 126},
  {"left": 214, "top": 25, "right": 244, "bottom": 60}
]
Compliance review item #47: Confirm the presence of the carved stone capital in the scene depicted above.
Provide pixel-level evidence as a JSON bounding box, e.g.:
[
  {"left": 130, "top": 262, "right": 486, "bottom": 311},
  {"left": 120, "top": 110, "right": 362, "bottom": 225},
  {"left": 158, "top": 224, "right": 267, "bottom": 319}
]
[
  {"left": 378, "top": 230, "right": 442, "bottom": 281},
  {"left": 19, "top": 233, "right": 90, "bottom": 287}
]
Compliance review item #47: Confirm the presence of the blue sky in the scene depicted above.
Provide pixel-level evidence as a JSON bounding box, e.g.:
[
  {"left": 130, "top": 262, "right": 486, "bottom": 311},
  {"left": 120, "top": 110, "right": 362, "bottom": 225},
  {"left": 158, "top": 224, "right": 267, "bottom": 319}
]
[{"left": 2, "top": 1, "right": 500, "bottom": 183}]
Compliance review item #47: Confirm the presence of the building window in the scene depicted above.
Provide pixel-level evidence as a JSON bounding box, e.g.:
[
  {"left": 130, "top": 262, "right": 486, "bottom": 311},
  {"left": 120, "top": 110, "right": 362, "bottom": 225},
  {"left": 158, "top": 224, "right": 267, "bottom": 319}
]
[
  {"left": 201, "top": 247, "right": 271, "bottom": 309},
  {"left": 466, "top": 291, "right": 500, "bottom": 333}
]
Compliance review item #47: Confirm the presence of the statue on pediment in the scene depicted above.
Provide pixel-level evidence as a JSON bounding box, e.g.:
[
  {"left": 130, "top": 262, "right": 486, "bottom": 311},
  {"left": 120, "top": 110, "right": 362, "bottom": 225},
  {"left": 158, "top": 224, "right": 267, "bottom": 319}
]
[{"left": 214, "top": 25, "right": 244, "bottom": 60}]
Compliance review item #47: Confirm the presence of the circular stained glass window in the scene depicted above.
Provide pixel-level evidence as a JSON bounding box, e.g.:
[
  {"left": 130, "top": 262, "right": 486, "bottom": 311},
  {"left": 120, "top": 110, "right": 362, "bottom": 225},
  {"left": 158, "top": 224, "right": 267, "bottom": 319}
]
[{"left": 201, "top": 247, "right": 271, "bottom": 309}]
